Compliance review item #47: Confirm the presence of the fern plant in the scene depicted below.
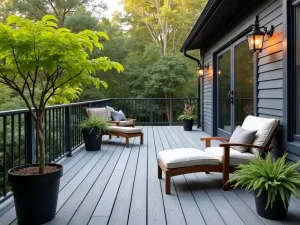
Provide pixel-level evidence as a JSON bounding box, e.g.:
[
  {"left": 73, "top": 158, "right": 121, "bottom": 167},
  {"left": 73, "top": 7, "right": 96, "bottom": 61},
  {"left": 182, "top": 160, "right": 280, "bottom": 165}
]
[
  {"left": 229, "top": 152, "right": 300, "bottom": 209},
  {"left": 80, "top": 115, "right": 108, "bottom": 135}
]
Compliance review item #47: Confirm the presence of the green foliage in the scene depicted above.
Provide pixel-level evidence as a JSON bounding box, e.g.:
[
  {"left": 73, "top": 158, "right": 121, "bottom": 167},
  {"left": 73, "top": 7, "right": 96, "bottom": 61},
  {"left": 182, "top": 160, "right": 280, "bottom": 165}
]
[
  {"left": 178, "top": 103, "right": 196, "bottom": 121},
  {"left": 229, "top": 153, "right": 300, "bottom": 209},
  {"left": 80, "top": 115, "right": 108, "bottom": 131},
  {"left": 143, "top": 55, "right": 193, "bottom": 97},
  {"left": 0, "top": 14, "right": 123, "bottom": 172}
]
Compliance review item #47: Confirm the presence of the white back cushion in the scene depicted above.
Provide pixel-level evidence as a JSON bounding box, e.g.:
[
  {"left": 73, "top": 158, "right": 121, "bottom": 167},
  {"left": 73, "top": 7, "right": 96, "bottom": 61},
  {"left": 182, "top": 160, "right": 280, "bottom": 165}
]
[
  {"left": 241, "top": 115, "right": 277, "bottom": 156},
  {"left": 88, "top": 108, "right": 109, "bottom": 121}
]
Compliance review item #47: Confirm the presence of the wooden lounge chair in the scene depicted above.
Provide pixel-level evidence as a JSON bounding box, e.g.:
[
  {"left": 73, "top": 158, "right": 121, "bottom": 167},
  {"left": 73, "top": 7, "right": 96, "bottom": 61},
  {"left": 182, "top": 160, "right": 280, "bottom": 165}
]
[
  {"left": 83, "top": 107, "right": 143, "bottom": 148},
  {"left": 158, "top": 115, "right": 280, "bottom": 194},
  {"left": 83, "top": 107, "right": 136, "bottom": 127}
]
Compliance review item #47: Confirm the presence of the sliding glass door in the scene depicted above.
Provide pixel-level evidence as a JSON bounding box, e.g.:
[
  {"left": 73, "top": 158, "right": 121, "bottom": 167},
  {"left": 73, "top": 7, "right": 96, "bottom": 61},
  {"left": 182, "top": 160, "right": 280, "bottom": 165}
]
[{"left": 217, "top": 39, "right": 254, "bottom": 137}]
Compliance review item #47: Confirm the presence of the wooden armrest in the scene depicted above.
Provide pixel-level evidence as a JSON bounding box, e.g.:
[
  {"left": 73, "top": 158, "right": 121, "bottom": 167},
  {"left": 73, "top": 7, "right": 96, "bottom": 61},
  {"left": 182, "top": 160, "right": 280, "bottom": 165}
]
[
  {"left": 219, "top": 143, "right": 273, "bottom": 151},
  {"left": 200, "top": 137, "right": 230, "bottom": 141},
  {"left": 108, "top": 120, "right": 120, "bottom": 126},
  {"left": 200, "top": 137, "right": 230, "bottom": 148},
  {"left": 127, "top": 118, "right": 136, "bottom": 121}
]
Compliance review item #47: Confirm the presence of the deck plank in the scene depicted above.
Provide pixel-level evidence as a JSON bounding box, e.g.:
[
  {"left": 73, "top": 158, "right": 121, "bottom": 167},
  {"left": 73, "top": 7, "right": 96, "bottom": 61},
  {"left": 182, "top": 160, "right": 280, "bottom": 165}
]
[
  {"left": 153, "top": 126, "right": 186, "bottom": 225},
  {"left": 127, "top": 127, "right": 148, "bottom": 225},
  {"left": 48, "top": 140, "right": 120, "bottom": 225},
  {"left": 67, "top": 139, "right": 126, "bottom": 225},
  {"left": 107, "top": 137, "right": 140, "bottom": 225},
  {"left": 147, "top": 126, "right": 167, "bottom": 225}
]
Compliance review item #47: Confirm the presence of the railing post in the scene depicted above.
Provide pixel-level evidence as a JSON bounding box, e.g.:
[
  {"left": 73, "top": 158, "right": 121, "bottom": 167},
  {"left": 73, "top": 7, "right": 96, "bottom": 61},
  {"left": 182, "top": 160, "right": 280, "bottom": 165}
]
[
  {"left": 25, "top": 113, "right": 35, "bottom": 164},
  {"left": 150, "top": 99, "right": 153, "bottom": 125},
  {"left": 65, "top": 106, "right": 72, "bottom": 157}
]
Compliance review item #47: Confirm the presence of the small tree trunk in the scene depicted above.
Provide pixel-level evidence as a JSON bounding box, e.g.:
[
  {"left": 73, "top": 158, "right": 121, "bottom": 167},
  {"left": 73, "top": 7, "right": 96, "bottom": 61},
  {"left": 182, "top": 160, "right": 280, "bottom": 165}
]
[{"left": 36, "top": 110, "right": 46, "bottom": 174}]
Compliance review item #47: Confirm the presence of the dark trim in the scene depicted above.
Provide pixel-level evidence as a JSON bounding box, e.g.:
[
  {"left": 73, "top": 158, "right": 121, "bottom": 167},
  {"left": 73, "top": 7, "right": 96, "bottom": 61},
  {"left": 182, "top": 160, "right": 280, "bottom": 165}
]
[
  {"left": 213, "top": 52, "right": 218, "bottom": 136},
  {"left": 253, "top": 53, "right": 258, "bottom": 116},
  {"left": 283, "top": 0, "right": 300, "bottom": 156},
  {"left": 180, "top": 0, "right": 222, "bottom": 52}
]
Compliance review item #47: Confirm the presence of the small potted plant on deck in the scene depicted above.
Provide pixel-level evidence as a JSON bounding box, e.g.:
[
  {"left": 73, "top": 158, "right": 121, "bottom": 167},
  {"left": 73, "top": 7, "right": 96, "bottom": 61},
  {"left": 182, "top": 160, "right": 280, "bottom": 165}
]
[
  {"left": 0, "top": 15, "right": 123, "bottom": 224},
  {"left": 229, "top": 152, "right": 300, "bottom": 220},
  {"left": 178, "top": 104, "right": 196, "bottom": 131},
  {"left": 80, "top": 115, "right": 108, "bottom": 151}
]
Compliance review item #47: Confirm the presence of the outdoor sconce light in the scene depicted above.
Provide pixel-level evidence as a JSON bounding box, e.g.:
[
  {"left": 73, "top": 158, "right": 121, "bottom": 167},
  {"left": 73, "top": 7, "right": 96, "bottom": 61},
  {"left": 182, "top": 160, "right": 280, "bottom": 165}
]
[
  {"left": 218, "top": 69, "right": 222, "bottom": 76},
  {"left": 196, "top": 63, "right": 209, "bottom": 77},
  {"left": 247, "top": 15, "right": 274, "bottom": 53},
  {"left": 196, "top": 66, "right": 204, "bottom": 77}
]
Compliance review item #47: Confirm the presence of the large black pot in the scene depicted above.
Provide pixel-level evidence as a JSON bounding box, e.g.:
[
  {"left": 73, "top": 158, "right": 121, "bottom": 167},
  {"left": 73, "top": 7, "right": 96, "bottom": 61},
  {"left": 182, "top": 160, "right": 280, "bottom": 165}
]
[
  {"left": 82, "top": 128, "right": 103, "bottom": 151},
  {"left": 8, "top": 164, "right": 63, "bottom": 224},
  {"left": 255, "top": 189, "right": 289, "bottom": 220},
  {"left": 183, "top": 119, "right": 194, "bottom": 131}
]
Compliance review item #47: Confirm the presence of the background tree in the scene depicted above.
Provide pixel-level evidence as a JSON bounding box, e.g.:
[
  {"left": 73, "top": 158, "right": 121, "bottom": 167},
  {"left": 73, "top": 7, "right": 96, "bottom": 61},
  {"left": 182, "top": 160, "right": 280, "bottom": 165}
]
[
  {"left": 0, "top": 15, "right": 123, "bottom": 173},
  {"left": 8, "top": 0, "right": 106, "bottom": 27},
  {"left": 123, "top": 0, "right": 206, "bottom": 55}
]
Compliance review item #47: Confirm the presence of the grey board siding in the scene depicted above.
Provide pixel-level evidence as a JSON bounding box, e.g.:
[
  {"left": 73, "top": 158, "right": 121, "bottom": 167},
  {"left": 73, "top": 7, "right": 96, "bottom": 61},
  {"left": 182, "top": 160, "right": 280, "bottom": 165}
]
[{"left": 202, "top": 0, "right": 286, "bottom": 156}]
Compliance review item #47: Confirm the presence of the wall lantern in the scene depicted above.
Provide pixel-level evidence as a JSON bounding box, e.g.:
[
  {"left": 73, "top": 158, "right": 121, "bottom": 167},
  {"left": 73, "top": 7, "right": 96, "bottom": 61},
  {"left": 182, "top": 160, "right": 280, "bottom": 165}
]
[
  {"left": 218, "top": 69, "right": 222, "bottom": 76},
  {"left": 247, "top": 15, "right": 274, "bottom": 53},
  {"left": 196, "top": 63, "right": 209, "bottom": 77}
]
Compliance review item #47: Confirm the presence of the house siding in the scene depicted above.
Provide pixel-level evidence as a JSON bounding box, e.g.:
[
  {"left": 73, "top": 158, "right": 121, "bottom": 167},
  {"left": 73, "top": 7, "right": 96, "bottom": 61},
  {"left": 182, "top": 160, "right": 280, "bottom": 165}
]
[{"left": 201, "top": 0, "right": 286, "bottom": 156}]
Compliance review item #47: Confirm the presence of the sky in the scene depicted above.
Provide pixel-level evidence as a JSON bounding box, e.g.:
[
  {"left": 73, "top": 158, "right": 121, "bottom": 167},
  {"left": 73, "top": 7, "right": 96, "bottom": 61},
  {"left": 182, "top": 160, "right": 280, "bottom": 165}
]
[{"left": 102, "top": 0, "right": 124, "bottom": 18}]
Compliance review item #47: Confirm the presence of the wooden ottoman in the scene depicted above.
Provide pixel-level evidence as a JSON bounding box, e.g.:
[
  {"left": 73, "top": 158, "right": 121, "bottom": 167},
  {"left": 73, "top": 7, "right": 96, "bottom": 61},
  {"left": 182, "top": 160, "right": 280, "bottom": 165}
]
[
  {"left": 157, "top": 148, "right": 220, "bottom": 194},
  {"left": 106, "top": 126, "right": 143, "bottom": 148}
]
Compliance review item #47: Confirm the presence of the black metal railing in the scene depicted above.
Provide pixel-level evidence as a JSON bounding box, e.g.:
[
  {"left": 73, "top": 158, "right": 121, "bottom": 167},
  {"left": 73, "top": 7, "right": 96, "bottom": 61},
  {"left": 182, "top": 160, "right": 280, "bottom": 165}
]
[{"left": 0, "top": 97, "right": 197, "bottom": 203}]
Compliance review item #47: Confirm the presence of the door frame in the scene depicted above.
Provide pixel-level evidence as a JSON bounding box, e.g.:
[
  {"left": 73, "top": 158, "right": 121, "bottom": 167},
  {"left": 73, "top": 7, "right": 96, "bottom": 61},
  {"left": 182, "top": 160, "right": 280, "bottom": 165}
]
[{"left": 216, "top": 37, "right": 254, "bottom": 137}]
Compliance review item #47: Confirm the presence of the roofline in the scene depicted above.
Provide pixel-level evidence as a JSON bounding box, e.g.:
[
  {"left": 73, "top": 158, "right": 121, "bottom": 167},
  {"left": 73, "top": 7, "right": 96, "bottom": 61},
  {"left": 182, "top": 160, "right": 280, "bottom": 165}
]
[{"left": 180, "top": 0, "right": 222, "bottom": 52}]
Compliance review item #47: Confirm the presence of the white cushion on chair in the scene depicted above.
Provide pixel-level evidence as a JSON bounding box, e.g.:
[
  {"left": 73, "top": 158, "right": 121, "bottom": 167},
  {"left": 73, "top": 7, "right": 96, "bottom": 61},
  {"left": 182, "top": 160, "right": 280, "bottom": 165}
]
[
  {"left": 118, "top": 120, "right": 134, "bottom": 126},
  {"left": 242, "top": 115, "right": 277, "bottom": 156},
  {"left": 106, "top": 126, "right": 141, "bottom": 134},
  {"left": 158, "top": 148, "right": 220, "bottom": 169},
  {"left": 205, "top": 147, "right": 257, "bottom": 166}
]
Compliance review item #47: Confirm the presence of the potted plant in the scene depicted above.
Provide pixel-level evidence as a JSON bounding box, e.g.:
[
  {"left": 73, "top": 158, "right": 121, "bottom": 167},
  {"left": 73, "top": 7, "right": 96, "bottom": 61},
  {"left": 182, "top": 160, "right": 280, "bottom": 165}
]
[
  {"left": 0, "top": 15, "right": 123, "bottom": 224},
  {"left": 229, "top": 152, "right": 300, "bottom": 220},
  {"left": 80, "top": 115, "right": 108, "bottom": 151},
  {"left": 178, "top": 104, "right": 196, "bottom": 131}
]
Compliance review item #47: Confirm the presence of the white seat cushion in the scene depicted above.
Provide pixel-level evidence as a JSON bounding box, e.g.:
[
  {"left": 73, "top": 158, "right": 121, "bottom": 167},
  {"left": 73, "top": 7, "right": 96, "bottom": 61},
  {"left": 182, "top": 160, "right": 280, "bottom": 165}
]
[
  {"left": 205, "top": 147, "right": 257, "bottom": 166},
  {"left": 106, "top": 126, "right": 142, "bottom": 134},
  {"left": 242, "top": 115, "right": 277, "bottom": 156},
  {"left": 118, "top": 120, "right": 134, "bottom": 126},
  {"left": 158, "top": 148, "right": 220, "bottom": 169}
]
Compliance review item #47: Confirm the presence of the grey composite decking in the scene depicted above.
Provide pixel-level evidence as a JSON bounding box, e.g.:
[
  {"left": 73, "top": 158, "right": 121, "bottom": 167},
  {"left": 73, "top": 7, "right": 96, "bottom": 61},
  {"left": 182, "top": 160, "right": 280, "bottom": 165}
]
[{"left": 1, "top": 126, "right": 300, "bottom": 225}]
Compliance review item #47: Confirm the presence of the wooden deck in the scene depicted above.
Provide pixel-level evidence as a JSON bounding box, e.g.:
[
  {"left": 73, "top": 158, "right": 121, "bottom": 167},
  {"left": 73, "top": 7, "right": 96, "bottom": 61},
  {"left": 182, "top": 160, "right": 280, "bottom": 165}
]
[{"left": 1, "top": 126, "right": 300, "bottom": 225}]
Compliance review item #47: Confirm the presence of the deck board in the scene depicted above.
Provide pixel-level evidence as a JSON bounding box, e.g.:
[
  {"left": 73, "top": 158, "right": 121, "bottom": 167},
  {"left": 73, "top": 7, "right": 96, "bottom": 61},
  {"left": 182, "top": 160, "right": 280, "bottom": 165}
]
[{"left": 0, "top": 126, "right": 300, "bottom": 225}]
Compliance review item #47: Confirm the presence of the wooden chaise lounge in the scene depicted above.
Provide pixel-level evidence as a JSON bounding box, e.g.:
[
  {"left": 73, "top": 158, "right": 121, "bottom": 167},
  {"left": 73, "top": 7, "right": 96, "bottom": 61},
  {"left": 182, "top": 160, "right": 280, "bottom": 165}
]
[
  {"left": 158, "top": 115, "right": 280, "bottom": 194},
  {"left": 84, "top": 107, "right": 143, "bottom": 148}
]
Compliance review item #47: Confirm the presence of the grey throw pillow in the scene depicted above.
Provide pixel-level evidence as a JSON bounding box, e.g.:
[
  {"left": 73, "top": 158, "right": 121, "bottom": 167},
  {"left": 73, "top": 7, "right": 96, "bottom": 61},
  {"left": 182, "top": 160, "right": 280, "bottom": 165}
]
[
  {"left": 106, "top": 106, "right": 115, "bottom": 120},
  {"left": 111, "top": 110, "right": 126, "bottom": 121},
  {"left": 229, "top": 126, "right": 257, "bottom": 153}
]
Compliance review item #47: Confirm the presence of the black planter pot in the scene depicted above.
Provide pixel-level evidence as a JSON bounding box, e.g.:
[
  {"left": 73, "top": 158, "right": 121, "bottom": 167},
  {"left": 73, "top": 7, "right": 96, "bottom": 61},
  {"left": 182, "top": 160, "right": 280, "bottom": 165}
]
[
  {"left": 255, "top": 190, "right": 289, "bottom": 220},
  {"left": 8, "top": 164, "right": 63, "bottom": 225},
  {"left": 183, "top": 119, "right": 194, "bottom": 131},
  {"left": 82, "top": 128, "right": 103, "bottom": 151}
]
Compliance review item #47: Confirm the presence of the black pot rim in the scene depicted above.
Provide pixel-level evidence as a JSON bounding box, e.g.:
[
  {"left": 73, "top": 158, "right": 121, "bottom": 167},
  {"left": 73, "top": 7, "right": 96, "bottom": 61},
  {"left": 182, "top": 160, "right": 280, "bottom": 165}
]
[{"left": 8, "top": 163, "right": 63, "bottom": 183}]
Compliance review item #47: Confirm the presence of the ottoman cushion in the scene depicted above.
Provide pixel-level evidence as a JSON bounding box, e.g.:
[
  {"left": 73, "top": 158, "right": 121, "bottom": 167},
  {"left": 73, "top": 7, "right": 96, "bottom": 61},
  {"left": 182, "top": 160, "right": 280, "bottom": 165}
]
[
  {"left": 158, "top": 148, "right": 220, "bottom": 169},
  {"left": 106, "top": 126, "right": 142, "bottom": 134}
]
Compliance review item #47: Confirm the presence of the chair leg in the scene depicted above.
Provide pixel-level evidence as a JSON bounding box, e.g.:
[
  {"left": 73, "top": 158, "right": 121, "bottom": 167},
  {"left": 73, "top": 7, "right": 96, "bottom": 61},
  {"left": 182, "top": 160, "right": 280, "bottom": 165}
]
[
  {"left": 222, "top": 172, "right": 229, "bottom": 191},
  {"left": 158, "top": 163, "right": 162, "bottom": 179},
  {"left": 125, "top": 138, "right": 129, "bottom": 148},
  {"left": 140, "top": 133, "right": 144, "bottom": 145},
  {"left": 109, "top": 135, "right": 112, "bottom": 139},
  {"left": 165, "top": 172, "right": 171, "bottom": 194},
  {"left": 222, "top": 145, "right": 230, "bottom": 191}
]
